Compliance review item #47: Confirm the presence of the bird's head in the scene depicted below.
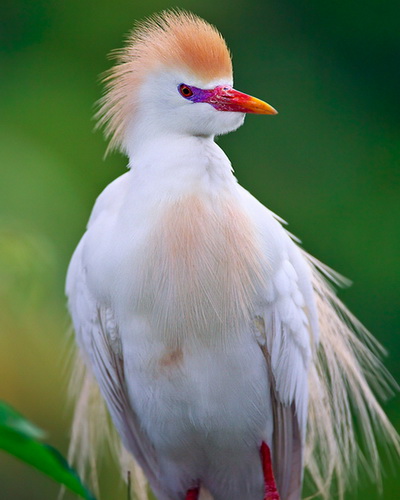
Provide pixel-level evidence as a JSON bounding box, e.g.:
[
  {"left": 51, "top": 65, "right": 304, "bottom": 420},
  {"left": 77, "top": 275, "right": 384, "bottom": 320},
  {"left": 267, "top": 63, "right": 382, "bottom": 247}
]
[{"left": 97, "top": 11, "right": 277, "bottom": 155}]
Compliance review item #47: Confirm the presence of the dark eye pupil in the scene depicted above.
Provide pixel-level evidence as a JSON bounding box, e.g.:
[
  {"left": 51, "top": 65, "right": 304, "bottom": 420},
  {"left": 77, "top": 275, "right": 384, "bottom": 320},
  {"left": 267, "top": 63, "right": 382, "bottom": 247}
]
[{"left": 179, "top": 84, "right": 193, "bottom": 98}]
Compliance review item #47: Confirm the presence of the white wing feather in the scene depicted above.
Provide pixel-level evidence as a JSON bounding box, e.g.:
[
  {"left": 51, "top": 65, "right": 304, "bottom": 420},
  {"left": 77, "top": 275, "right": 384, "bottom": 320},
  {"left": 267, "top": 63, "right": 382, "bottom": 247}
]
[
  {"left": 67, "top": 235, "right": 155, "bottom": 499},
  {"left": 244, "top": 190, "right": 318, "bottom": 500}
]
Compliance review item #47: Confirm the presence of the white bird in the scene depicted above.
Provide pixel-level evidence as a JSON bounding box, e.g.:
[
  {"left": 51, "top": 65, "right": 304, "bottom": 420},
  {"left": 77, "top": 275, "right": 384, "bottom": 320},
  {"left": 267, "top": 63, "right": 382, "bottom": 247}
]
[{"left": 66, "top": 11, "right": 399, "bottom": 500}]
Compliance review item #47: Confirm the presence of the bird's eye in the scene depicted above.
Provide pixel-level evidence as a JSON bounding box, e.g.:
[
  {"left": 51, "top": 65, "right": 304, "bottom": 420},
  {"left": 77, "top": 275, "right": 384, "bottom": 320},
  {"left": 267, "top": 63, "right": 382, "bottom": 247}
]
[{"left": 178, "top": 84, "right": 193, "bottom": 98}]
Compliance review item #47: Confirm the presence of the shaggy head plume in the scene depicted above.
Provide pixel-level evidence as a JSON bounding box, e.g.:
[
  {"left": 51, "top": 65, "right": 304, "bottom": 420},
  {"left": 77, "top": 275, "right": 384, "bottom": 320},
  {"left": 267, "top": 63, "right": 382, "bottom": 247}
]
[{"left": 96, "top": 10, "right": 232, "bottom": 153}]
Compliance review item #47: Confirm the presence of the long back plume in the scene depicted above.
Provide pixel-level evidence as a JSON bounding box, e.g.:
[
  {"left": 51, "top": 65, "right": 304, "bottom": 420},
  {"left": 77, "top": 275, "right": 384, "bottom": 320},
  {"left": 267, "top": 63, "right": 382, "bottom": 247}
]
[{"left": 303, "top": 251, "right": 399, "bottom": 499}]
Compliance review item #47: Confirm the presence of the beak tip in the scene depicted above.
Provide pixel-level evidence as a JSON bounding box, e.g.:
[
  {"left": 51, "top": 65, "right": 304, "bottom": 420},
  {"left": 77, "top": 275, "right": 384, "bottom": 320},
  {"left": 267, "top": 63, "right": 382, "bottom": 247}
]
[
  {"left": 256, "top": 101, "right": 278, "bottom": 115},
  {"left": 265, "top": 104, "right": 278, "bottom": 115}
]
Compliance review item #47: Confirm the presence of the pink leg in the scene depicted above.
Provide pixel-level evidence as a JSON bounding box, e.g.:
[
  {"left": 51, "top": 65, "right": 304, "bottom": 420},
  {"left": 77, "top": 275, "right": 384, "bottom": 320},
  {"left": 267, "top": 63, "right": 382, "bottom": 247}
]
[
  {"left": 185, "top": 487, "right": 200, "bottom": 500},
  {"left": 260, "top": 442, "right": 280, "bottom": 500}
]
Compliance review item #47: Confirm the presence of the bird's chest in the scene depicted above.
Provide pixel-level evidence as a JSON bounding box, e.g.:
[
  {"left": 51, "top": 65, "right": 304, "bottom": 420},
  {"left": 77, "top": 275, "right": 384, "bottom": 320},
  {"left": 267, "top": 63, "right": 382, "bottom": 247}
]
[
  {"left": 124, "top": 336, "right": 272, "bottom": 458},
  {"left": 129, "top": 194, "right": 266, "bottom": 346}
]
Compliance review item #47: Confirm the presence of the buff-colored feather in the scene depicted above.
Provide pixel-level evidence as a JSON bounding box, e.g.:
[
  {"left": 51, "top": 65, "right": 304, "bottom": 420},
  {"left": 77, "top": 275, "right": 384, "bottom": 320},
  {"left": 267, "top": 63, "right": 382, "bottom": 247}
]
[{"left": 139, "top": 195, "right": 266, "bottom": 349}]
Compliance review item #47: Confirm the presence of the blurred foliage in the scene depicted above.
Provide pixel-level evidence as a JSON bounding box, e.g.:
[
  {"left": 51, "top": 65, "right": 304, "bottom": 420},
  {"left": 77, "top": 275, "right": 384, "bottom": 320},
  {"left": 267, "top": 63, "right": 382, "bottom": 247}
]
[
  {"left": 0, "top": 0, "right": 399, "bottom": 499},
  {"left": 0, "top": 401, "right": 96, "bottom": 500}
]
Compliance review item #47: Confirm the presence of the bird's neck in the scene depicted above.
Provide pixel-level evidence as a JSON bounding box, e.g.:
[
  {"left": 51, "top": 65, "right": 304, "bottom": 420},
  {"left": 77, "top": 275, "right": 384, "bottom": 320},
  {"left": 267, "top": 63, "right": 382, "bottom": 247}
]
[{"left": 126, "top": 132, "right": 238, "bottom": 200}]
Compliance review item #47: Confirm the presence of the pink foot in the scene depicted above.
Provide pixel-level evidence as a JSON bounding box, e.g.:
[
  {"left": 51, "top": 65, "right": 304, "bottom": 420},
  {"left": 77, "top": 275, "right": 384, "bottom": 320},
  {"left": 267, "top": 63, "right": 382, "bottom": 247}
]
[
  {"left": 185, "top": 487, "right": 200, "bottom": 500},
  {"left": 260, "top": 442, "right": 280, "bottom": 500}
]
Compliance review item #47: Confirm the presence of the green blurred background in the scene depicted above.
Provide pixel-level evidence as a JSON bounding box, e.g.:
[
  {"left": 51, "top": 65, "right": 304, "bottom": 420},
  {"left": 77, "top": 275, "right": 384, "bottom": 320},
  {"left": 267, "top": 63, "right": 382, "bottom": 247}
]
[{"left": 1, "top": 0, "right": 399, "bottom": 498}]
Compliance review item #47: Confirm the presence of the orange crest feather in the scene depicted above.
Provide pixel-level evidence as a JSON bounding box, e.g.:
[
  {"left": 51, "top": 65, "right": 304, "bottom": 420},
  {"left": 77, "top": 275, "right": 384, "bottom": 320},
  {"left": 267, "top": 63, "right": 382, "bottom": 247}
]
[{"left": 96, "top": 11, "right": 233, "bottom": 153}]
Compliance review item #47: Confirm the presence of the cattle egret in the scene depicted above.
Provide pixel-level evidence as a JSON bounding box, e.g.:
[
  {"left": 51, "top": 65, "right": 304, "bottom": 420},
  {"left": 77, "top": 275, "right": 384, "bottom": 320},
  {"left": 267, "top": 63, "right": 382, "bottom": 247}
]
[{"left": 66, "top": 10, "right": 399, "bottom": 500}]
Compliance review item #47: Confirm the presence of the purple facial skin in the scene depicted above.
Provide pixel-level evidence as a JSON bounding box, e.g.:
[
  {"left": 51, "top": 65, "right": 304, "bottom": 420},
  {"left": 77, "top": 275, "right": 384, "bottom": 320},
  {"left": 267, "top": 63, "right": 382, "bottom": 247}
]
[
  {"left": 178, "top": 83, "right": 219, "bottom": 104},
  {"left": 179, "top": 83, "right": 245, "bottom": 113}
]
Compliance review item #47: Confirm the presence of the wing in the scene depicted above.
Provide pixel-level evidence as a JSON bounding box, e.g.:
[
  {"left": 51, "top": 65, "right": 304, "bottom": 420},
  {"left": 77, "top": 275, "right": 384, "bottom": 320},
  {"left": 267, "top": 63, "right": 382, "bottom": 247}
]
[
  {"left": 66, "top": 238, "right": 160, "bottom": 492},
  {"left": 244, "top": 189, "right": 318, "bottom": 499},
  {"left": 257, "top": 247, "right": 318, "bottom": 499}
]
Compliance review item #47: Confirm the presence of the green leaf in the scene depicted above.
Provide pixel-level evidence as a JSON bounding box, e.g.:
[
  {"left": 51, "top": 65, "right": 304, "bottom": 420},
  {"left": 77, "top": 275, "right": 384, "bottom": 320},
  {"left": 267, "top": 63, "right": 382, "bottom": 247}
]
[
  {"left": 0, "top": 401, "right": 96, "bottom": 500},
  {"left": 0, "top": 401, "right": 46, "bottom": 440}
]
